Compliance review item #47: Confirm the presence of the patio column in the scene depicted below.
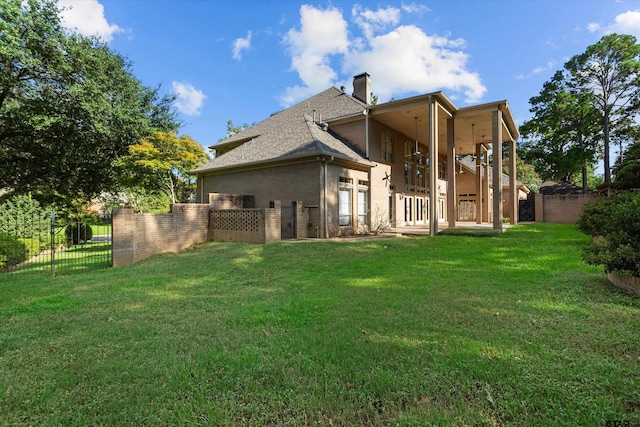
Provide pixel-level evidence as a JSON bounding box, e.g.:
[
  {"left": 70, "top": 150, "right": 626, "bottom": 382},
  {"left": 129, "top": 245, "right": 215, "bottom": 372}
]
[
  {"left": 446, "top": 118, "right": 456, "bottom": 228},
  {"left": 492, "top": 110, "right": 503, "bottom": 231},
  {"left": 482, "top": 146, "right": 489, "bottom": 222},
  {"left": 428, "top": 100, "right": 438, "bottom": 236},
  {"left": 509, "top": 140, "right": 518, "bottom": 225},
  {"left": 475, "top": 143, "right": 483, "bottom": 224}
]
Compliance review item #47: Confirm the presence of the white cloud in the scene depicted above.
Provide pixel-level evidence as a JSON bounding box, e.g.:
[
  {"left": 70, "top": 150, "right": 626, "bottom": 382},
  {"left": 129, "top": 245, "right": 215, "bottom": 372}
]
[
  {"left": 232, "top": 31, "right": 252, "bottom": 60},
  {"left": 58, "top": 0, "right": 123, "bottom": 42},
  {"left": 172, "top": 81, "right": 207, "bottom": 116},
  {"left": 401, "top": 3, "right": 430, "bottom": 14},
  {"left": 588, "top": 10, "right": 640, "bottom": 38},
  {"left": 280, "top": 5, "right": 349, "bottom": 103},
  {"left": 352, "top": 5, "right": 401, "bottom": 40},
  {"left": 343, "top": 25, "right": 486, "bottom": 103},
  {"left": 532, "top": 60, "right": 556, "bottom": 75},
  {"left": 280, "top": 4, "right": 486, "bottom": 106}
]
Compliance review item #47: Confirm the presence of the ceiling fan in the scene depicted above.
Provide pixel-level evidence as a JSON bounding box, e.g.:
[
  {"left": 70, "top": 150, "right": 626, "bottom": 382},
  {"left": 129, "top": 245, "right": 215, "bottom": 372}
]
[{"left": 405, "top": 117, "right": 422, "bottom": 158}]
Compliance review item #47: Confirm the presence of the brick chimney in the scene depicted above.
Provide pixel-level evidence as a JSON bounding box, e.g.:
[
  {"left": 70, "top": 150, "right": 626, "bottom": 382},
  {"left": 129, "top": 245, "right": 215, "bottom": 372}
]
[{"left": 352, "top": 72, "right": 371, "bottom": 104}]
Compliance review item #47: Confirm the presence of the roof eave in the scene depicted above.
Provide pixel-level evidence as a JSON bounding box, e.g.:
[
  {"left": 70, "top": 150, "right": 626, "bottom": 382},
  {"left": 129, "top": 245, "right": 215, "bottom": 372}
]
[{"left": 193, "top": 151, "right": 374, "bottom": 175}]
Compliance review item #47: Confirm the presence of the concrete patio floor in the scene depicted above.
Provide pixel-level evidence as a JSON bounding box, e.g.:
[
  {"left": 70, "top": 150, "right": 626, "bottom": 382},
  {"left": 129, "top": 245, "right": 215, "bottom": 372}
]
[{"left": 391, "top": 221, "right": 514, "bottom": 236}]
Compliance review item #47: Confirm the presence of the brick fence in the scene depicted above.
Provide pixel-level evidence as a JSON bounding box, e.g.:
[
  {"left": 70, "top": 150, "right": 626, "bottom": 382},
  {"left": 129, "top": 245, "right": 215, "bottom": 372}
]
[
  {"left": 112, "top": 204, "right": 210, "bottom": 267},
  {"left": 112, "top": 199, "right": 286, "bottom": 267},
  {"left": 209, "top": 205, "right": 280, "bottom": 243},
  {"left": 534, "top": 194, "right": 597, "bottom": 224}
]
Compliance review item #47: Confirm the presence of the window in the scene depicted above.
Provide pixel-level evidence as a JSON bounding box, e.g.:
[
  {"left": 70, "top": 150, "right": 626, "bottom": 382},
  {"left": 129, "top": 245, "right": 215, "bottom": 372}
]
[
  {"left": 416, "top": 165, "right": 425, "bottom": 188},
  {"left": 358, "top": 190, "right": 367, "bottom": 226},
  {"left": 339, "top": 189, "right": 352, "bottom": 226},
  {"left": 404, "top": 162, "right": 415, "bottom": 189},
  {"left": 439, "top": 156, "right": 446, "bottom": 179},
  {"left": 404, "top": 197, "right": 412, "bottom": 222},
  {"left": 381, "top": 131, "right": 394, "bottom": 162},
  {"left": 416, "top": 198, "right": 423, "bottom": 222}
]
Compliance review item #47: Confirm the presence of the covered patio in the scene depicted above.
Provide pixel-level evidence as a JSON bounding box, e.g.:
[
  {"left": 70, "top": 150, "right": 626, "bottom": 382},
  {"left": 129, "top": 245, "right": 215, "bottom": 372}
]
[{"left": 368, "top": 92, "right": 520, "bottom": 236}]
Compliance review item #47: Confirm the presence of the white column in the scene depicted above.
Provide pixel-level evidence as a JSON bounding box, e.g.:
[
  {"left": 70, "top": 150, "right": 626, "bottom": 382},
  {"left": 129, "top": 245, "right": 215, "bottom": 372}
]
[
  {"left": 509, "top": 140, "right": 518, "bottom": 225},
  {"left": 428, "top": 101, "right": 438, "bottom": 235},
  {"left": 492, "top": 110, "right": 503, "bottom": 231},
  {"left": 446, "top": 119, "right": 456, "bottom": 228}
]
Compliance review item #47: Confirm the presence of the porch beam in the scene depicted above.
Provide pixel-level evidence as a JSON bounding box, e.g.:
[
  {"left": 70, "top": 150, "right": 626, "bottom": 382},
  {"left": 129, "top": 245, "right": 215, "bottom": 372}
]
[
  {"left": 492, "top": 110, "right": 503, "bottom": 231},
  {"left": 446, "top": 118, "right": 456, "bottom": 228}
]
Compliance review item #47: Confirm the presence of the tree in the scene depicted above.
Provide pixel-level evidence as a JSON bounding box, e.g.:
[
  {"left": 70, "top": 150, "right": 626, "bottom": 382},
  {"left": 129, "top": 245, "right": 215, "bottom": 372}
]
[
  {"left": 224, "top": 119, "right": 250, "bottom": 139},
  {"left": 519, "top": 70, "right": 600, "bottom": 192},
  {"left": 613, "top": 138, "right": 640, "bottom": 190},
  {"left": 0, "top": 0, "right": 178, "bottom": 207},
  {"left": 565, "top": 33, "right": 640, "bottom": 186},
  {"left": 503, "top": 156, "right": 542, "bottom": 193},
  {"left": 120, "top": 131, "right": 208, "bottom": 205}
]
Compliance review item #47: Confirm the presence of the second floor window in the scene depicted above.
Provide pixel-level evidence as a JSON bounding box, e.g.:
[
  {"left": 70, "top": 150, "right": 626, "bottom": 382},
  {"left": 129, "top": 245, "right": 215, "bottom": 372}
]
[{"left": 381, "top": 131, "right": 394, "bottom": 163}]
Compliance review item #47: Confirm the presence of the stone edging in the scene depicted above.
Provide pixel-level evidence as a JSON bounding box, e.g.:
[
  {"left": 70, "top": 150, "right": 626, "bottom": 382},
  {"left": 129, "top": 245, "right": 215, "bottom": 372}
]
[{"left": 607, "top": 271, "right": 640, "bottom": 296}]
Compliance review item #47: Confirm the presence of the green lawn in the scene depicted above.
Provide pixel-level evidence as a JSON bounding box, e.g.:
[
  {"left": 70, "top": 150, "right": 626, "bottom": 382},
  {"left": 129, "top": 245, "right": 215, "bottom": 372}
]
[{"left": 0, "top": 223, "right": 638, "bottom": 426}]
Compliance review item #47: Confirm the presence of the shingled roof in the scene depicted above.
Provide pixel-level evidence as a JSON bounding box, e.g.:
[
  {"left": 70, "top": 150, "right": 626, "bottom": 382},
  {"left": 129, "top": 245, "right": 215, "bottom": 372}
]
[
  {"left": 539, "top": 180, "right": 583, "bottom": 195},
  {"left": 194, "top": 87, "right": 373, "bottom": 173}
]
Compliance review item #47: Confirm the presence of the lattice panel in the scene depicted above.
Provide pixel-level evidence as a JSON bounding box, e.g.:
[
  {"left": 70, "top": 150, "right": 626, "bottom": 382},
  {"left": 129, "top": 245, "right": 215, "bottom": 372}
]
[{"left": 210, "top": 210, "right": 260, "bottom": 232}]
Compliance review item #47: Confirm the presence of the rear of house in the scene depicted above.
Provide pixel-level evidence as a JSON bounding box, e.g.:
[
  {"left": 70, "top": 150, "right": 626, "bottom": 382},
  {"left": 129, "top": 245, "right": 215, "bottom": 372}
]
[{"left": 194, "top": 73, "right": 522, "bottom": 238}]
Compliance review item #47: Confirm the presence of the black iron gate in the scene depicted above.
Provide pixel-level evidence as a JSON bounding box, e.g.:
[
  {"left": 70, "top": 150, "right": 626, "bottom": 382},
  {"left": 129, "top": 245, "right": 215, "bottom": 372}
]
[
  {"left": 281, "top": 203, "right": 296, "bottom": 239},
  {"left": 0, "top": 211, "right": 112, "bottom": 280},
  {"left": 518, "top": 193, "right": 536, "bottom": 222}
]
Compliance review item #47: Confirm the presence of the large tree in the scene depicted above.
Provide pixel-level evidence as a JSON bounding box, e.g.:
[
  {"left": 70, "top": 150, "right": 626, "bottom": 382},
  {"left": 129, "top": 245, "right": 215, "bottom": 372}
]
[
  {"left": 0, "top": 0, "right": 178, "bottom": 207},
  {"left": 120, "top": 131, "right": 208, "bottom": 206},
  {"left": 613, "top": 138, "right": 640, "bottom": 190},
  {"left": 519, "top": 70, "right": 600, "bottom": 192},
  {"left": 564, "top": 33, "right": 640, "bottom": 186}
]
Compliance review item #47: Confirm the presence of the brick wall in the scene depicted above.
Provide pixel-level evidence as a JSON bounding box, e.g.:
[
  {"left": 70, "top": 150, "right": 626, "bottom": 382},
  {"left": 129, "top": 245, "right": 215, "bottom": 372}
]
[
  {"left": 209, "top": 207, "right": 280, "bottom": 243},
  {"left": 534, "top": 194, "right": 597, "bottom": 224},
  {"left": 112, "top": 204, "right": 210, "bottom": 267},
  {"left": 113, "top": 198, "right": 299, "bottom": 266}
]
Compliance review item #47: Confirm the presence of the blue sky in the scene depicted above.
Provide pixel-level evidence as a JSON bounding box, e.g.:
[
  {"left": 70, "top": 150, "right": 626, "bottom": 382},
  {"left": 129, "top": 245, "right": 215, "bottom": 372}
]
[{"left": 59, "top": 0, "right": 640, "bottom": 160}]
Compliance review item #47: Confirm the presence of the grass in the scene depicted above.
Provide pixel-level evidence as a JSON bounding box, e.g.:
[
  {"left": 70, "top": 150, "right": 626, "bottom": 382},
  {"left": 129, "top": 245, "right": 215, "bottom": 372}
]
[
  {"left": 0, "top": 223, "right": 638, "bottom": 426},
  {"left": 1, "top": 240, "right": 111, "bottom": 279}
]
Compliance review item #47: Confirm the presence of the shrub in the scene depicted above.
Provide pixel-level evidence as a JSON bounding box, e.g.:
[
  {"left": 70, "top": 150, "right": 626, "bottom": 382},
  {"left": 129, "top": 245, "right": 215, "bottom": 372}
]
[
  {"left": 437, "top": 228, "right": 503, "bottom": 237},
  {"left": 66, "top": 223, "right": 93, "bottom": 244},
  {"left": 576, "top": 194, "right": 629, "bottom": 237},
  {"left": 0, "top": 234, "right": 27, "bottom": 270},
  {"left": 18, "top": 238, "right": 42, "bottom": 258},
  {"left": 0, "top": 194, "right": 50, "bottom": 240},
  {"left": 578, "top": 191, "right": 640, "bottom": 276}
]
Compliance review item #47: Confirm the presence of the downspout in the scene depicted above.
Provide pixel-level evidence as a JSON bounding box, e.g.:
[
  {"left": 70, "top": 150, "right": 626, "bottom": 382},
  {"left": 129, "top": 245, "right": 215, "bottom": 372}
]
[
  {"left": 199, "top": 176, "right": 204, "bottom": 203},
  {"left": 323, "top": 156, "right": 335, "bottom": 238},
  {"left": 365, "top": 109, "right": 370, "bottom": 158},
  {"left": 365, "top": 109, "right": 372, "bottom": 231}
]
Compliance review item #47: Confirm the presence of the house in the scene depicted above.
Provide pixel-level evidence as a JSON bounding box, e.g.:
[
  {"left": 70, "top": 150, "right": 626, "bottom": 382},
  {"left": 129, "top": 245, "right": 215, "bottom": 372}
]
[{"left": 193, "top": 73, "right": 520, "bottom": 238}]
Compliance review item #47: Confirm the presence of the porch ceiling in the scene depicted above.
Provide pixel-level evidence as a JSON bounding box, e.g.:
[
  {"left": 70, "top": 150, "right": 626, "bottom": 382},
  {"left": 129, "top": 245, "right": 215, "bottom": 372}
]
[{"left": 370, "top": 95, "right": 519, "bottom": 157}]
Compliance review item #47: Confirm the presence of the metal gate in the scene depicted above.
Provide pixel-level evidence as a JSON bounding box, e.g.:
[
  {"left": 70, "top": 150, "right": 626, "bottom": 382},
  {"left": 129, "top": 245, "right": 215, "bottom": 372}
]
[
  {"left": 0, "top": 211, "right": 112, "bottom": 280},
  {"left": 281, "top": 203, "right": 296, "bottom": 239},
  {"left": 519, "top": 193, "right": 535, "bottom": 222}
]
